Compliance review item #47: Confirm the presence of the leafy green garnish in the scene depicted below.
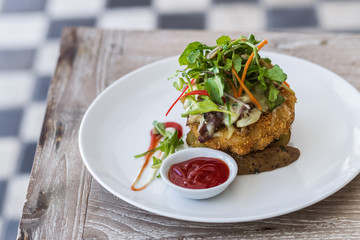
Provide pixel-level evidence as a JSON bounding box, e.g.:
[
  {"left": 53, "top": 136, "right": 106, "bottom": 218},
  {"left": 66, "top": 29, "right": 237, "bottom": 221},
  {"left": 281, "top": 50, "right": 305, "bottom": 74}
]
[
  {"left": 152, "top": 121, "right": 184, "bottom": 160},
  {"left": 151, "top": 157, "right": 162, "bottom": 169},
  {"left": 169, "top": 34, "right": 290, "bottom": 117},
  {"left": 232, "top": 54, "right": 242, "bottom": 72},
  {"left": 268, "top": 83, "right": 280, "bottom": 103},
  {"left": 216, "top": 35, "right": 232, "bottom": 46},
  {"left": 268, "top": 94, "right": 285, "bottom": 110},
  {"left": 179, "top": 42, "right": 212, "bottom": 66},
  {"left": 134, "top": 121, "right": 184, "bottom": 186},
  {"left": 224, "top": 58, "right": 233, "bottom": 71},
  {"left": 265, "top": 65, "right": 287, "bottom": 82},
  {"left": 173, "top": 77, "right": 185, "bottom": 91},
  {"left": 135, "top": 121, "right": 183, "bottom": 161},
  {"left": 205, "top": 75, "right": 224, "bottom": 104},
  {"left": 181, "top": 96, "right": 236, "bottom": 117}
]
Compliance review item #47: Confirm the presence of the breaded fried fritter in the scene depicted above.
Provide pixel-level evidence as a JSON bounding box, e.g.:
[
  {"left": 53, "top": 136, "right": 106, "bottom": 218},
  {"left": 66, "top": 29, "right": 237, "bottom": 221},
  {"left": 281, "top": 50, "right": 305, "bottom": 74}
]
[{"left": 188, "top": 87, "right": 296, "bottom": 155}]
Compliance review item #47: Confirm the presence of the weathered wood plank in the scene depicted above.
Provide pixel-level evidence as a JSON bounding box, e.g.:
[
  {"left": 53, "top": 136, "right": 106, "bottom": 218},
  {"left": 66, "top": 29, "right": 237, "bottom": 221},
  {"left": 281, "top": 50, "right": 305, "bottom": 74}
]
[
  {"left": 18, "top": 28, "right": 126, "bottom": 240},
  {"left": 18, "top": 28, "right": 360, "bottom": 240},
  {"left": 84, "top": 176, "right": 360, "bottom": 239}
]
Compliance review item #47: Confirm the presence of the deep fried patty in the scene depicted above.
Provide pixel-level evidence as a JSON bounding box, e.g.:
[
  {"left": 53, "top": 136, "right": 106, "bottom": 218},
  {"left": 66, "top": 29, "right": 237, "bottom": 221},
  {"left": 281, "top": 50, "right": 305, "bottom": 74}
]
[{"left": 188, "top": 87, "right": 297, "bottom": 156}]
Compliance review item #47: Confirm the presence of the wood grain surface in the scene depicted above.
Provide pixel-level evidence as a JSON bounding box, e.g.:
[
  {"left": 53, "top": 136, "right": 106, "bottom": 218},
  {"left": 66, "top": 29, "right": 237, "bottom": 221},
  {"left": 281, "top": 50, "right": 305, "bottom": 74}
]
[{"left": 18, "top": 28, "right": 360, "bottom": 239}]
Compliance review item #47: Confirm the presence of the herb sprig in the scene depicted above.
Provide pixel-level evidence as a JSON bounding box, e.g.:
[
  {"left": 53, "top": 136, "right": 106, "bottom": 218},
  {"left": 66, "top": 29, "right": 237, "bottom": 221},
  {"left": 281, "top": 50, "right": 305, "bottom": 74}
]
[{"left": 131, "top": 121, "right": 184, "bottom": 190}]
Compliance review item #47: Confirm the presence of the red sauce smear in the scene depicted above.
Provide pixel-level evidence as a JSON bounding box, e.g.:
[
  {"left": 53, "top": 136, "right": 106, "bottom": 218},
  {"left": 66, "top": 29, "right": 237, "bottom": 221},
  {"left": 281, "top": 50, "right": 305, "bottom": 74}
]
[
  {"left": 131, "top": 122, "right": 182, "bottom": 191},
  {"left": 168, "top": 157, "right": 229, "bottom": 189}
]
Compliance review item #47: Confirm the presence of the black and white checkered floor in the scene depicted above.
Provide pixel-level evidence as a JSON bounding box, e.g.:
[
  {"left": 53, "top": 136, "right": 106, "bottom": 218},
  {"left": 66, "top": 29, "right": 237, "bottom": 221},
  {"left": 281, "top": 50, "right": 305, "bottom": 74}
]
[{"left": 0, "top": 0, "right": 359, "bottom": 238}]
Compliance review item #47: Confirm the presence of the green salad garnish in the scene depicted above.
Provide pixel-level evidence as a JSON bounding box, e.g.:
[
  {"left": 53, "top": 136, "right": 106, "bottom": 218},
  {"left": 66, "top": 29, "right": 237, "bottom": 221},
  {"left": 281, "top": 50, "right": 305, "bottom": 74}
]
[{"left": 168, "top": 34, "right": 288, "bottom": 117}]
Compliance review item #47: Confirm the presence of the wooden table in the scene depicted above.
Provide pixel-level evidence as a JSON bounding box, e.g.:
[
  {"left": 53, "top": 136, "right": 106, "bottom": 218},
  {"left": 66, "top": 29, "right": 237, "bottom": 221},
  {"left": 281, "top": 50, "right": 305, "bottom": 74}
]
[{"left": 18, "top": 28, "right": 360, "bottom": 239}]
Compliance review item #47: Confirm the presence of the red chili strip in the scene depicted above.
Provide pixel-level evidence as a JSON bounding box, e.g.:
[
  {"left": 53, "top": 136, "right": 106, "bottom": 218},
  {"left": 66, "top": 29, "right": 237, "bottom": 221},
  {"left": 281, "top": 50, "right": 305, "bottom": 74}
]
[
  {"left": 182, "top": 90, "right": 209, "bottom": 98},
  {"left": 165, "top": 79, "right": 196, "bottom": 116}
]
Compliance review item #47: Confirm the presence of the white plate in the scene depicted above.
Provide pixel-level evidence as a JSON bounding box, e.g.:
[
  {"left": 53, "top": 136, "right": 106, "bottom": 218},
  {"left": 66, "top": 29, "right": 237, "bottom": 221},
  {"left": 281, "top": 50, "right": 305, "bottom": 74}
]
[{"left": 79, "top": 52, "right": 360, "bottom": 223}]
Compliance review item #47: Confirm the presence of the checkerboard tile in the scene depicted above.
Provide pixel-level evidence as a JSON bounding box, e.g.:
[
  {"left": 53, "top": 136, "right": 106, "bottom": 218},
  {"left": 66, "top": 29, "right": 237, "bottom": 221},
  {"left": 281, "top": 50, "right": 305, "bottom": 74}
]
[
  {"left": 154, "top": 0, "right": 211, "bottom": 13},
  {"left": 262, "top": 0, "right": 317, "bottom": 7},
  {"left": 34, "top": 40, "right": 60, "bottom": 75},
  {"left": 47, "top": 17, "right": 96, "bottom": 39},
  {"left": 2, "top": 219, "right": 19, "bottom": 240},
  {"left": 0, "top": 14, "right": 47, "bottom": 48},
  {"left": 0, "top": 181, "right": 7, "bottom": 215},
  {"left": 106, "top": 0, "right": 152, "bottom": 8},
  {"left": 158, "top": 13, "right": 206, "bottom": 29},
  {"left": 0, "top": 219, "right": 3, "bottom": 240},
  {"left": 318, "top": 1, "right": 360, "bottom": 31},
  {"left": 98, "top": 9, "right": 156, "bottom": 30},
  {"left": 33, "top": 75, "right": 51, "bottom": 101},
  {"left": 267, "top": 7, "right": 318, "bottom": 29},
  {"left": 0, "top": 72, "right": 34, "bottom": 108},
  {"left": 2, "top": 0, "right": 46, "bottom": 12},
  {"left": 0, "top": 109, "right": 23, "bottom": 137},
  {"left": 0, "top": 0, "right": 359, "bottom": 238},
  {"left": 0, "top": 49, "right": 36, "bottom": 70},
  {"left": 20, "top": 102, "right": 46, "bottom": 142},
  {"left": 213, "top": 0, "right": 259, "bottom": 3},
  {"left": 0, "top": 138, "right": 20, "bottom": 179},
  {"left": 208, "top": 4, "right": 265, "bottom": 31},
  {"left": 3, "top": 175, "right": 30, "bottom": 219},
  {"left": 47, "top": 0, "right": 105, "bottom": 18},
  {"left": 18, "top": 142, "right": 37, "bottom": 174}
]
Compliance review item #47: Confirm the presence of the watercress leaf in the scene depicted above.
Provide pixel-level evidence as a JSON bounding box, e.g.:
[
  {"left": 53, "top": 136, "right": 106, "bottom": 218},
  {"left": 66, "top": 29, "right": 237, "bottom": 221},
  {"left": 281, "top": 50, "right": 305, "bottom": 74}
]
[
  {"left": 212, "top": 65, "right": 220, "bottom": 74},
  {"left": 265, "top": 65, "right": 287, "bottom": 82},
  {"left": 224, "top": 58, "right": 233, "bottom": 71},
  {"left": 179, "top": 41, "right": 209, "bottom": 66},
  {"left": 173, "top": 77, "right": 185, "bottom": 90},
  {"left": 188, "top": 50, "right": 200, "bottom": 64},
  {"left": 216, "top": 48, "right": 222, "bottom": 66},
  {"left": 245, "top": 80, "right": 256, "bottom": 90},
  {"left": 268, "top": 83, "right": 279, "bottom": 103},
  {"left": 151, "top": 156, "right": 162, "bottom": 169},
  {"left": 248, "top": 34, "right": 256, "bottom": 44},
  {"left": 262, "top": 57, "right": 272, "bottom": 63},
  {"left": 232, "top": 54, "right": 242, "bottom": 72},
  {"left": 187, "top": 69, "right": 202, "bottom": 79},
  {"left": 152, "top": 121, "right": 166, "bottom": 136},
  {"left": 157, "top": 129, "right": 183, "bottom": 156},
  {"left": 205, "top": 75, "right": 224, "bottom": 104},
  {"left": 246, "top": 64, "right": 259, "bottom": 75},
  {"left": 257, "top": 67, "right": 267, "bottom": 90},
  {"left": 216, "top": 35, "right": 231, "bottom": 46},
  {"left": 268, "top": 95, "right": 285, "bottom": 110}
]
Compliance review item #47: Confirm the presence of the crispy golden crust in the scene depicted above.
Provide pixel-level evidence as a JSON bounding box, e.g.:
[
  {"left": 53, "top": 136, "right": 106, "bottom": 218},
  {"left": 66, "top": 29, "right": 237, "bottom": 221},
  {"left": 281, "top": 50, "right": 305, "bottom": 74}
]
[{"left": 188, "top": 87, "right": 297, "bottom": 155}]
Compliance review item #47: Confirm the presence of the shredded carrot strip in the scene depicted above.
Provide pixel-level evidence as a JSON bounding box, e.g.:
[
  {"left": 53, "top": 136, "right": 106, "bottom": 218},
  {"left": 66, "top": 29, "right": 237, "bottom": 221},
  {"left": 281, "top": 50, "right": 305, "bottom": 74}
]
[
  {"left": 283, "top": 81, "right": 290, "bottom": 87},
  {"left": 131, "top": 132, "right": 161, "bottom": 191},
  {"left": 232, "top": 67, "right": 262, "bottom": 110},
  {"left": 225, "top": 77, "right": 238, "bottom": 98},
  {"left": 238, "top": 39, "right": 268, "bottom": 96}
]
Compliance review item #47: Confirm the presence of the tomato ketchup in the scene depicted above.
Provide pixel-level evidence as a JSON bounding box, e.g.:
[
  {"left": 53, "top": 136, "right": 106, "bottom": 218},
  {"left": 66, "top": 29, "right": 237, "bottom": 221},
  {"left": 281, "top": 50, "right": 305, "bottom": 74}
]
[{"left": 168, "top": 157, "right": 229, "bottom": 189}]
